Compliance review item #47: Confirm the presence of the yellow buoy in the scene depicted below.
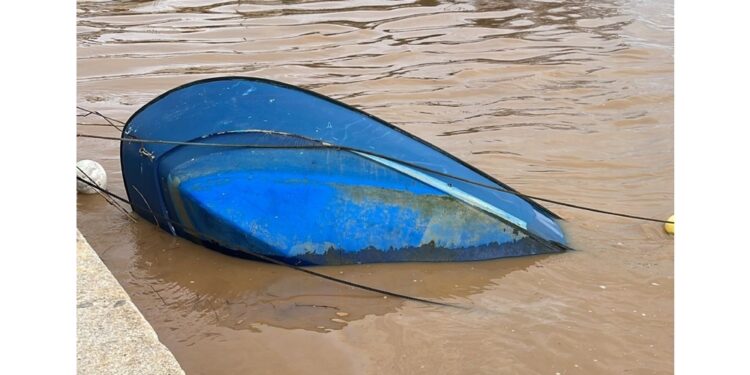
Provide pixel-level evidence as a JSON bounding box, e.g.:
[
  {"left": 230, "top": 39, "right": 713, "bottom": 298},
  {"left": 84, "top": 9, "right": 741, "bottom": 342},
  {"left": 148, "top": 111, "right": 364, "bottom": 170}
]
[{"left": 664, "top": 215, "right": 674, "bottom": 234}]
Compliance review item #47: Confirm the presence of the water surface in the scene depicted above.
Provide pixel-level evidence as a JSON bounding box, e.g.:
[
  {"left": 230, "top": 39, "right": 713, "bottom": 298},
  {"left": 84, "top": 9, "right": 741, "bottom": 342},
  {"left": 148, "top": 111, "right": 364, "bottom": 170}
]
[{"left": 77, "top": 0, "right": 673, "bottom": 373}]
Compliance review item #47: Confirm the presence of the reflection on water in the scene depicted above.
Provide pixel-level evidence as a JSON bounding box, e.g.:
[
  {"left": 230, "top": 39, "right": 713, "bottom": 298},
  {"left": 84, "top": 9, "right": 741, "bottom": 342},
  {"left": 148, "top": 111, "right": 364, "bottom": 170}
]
[
  {"left": 77, "top": 0, "right": 673, "bottom": 373},
  {"left": 125, "top": 218, "right": 544, "bottom": 333}
]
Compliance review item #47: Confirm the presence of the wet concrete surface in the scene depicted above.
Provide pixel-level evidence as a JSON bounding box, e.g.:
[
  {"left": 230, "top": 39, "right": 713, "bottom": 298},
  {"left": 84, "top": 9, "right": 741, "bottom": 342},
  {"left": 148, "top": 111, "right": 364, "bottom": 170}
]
[{"left": 77, "top": 230, "right": 184, "bottom": 375}]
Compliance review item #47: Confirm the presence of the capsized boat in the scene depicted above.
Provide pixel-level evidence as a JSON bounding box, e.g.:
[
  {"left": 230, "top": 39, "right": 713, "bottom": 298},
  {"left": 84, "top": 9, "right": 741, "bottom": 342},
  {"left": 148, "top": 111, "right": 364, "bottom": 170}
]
[{"left": 120, "top": 77, "right": 568, "bottom": 265}]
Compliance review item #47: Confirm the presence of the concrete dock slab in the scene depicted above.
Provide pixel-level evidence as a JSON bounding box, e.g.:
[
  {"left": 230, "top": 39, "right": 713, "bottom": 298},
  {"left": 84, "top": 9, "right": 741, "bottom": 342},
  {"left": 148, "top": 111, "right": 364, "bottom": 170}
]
[{"left": 77, "top": 230, "right": 185, "bottom": 375}]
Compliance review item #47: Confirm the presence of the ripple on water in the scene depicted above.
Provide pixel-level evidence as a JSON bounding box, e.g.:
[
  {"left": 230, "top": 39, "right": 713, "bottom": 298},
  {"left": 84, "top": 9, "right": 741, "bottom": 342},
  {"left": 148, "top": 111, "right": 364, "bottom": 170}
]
[{"left": 77, "top": 0, "right": 673, "bottom": 374}]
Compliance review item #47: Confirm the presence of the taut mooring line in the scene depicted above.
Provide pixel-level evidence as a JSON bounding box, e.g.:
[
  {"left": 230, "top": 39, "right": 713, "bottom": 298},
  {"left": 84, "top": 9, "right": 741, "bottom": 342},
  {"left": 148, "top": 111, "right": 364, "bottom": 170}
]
[
  {"left": 78, "top": 132, "right": 570, "bottom": 255},
  {"left": 76, "top": 177, "right": 467, "bottom": 310},
  {"left": 77, "top": 166, "right": 136, "bottom": 222},
  {"left": 77, "top": 132, "right": 674, "bottom": 225},
  {"left": 76, "top": 107, "right": 125, "bottom": 131}
]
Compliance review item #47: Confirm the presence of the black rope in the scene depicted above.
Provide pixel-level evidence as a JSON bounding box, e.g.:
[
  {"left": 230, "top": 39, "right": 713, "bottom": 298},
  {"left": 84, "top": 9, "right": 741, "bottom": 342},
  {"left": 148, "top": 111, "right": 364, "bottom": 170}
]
[
  {"left": 78, "top": 177, "right": 130, "bottom": 204},
  {"left": 77, "top": 123, "right": 124, "bottom": 127},
  {"left": 76, "top": 176, "right": 466, "bottom": 310},
  {"left": 77, "top": 133, "right": 569, "bottom": 255},
  {"left": 76, "top": 107, "right": 124, "bottom": 131},
  {"left": 77, "top": 133, "right": 674, "bottom": 225},
  {"left": 77, "top": 166, "right": 136, "bottom": 222}
]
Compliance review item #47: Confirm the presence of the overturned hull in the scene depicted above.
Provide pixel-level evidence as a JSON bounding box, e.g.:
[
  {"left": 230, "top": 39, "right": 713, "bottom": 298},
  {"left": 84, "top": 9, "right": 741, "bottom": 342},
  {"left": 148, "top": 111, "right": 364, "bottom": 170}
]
[{"left": 121, "top": 77, "right": 568, "bottom": 265}]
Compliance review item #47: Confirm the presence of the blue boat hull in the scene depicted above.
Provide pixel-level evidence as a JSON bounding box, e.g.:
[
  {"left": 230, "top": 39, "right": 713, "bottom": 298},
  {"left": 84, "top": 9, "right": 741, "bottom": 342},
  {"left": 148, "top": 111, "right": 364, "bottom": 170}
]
[{"left": 121, "top": 77, "right": 567, "bottom": 265}]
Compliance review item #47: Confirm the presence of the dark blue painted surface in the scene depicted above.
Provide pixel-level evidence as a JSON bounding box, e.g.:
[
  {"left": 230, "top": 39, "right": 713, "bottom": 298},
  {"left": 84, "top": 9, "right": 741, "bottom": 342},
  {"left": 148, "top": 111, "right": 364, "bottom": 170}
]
[{"left": 120, "top": 77, "right": 567, "bottom": 265}]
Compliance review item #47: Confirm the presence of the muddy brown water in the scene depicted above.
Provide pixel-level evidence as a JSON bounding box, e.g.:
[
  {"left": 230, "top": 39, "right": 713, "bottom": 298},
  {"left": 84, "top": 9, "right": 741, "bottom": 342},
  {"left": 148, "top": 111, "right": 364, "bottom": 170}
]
[{"left": 77, "top": 0, "right": 673, "bottom": 374}]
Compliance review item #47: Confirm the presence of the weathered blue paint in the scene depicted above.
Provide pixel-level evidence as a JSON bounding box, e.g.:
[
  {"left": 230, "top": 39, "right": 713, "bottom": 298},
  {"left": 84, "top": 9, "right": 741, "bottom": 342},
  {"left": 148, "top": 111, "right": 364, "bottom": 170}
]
[{"left": 121, "top": 77, "right": 568, "bottom": 265}]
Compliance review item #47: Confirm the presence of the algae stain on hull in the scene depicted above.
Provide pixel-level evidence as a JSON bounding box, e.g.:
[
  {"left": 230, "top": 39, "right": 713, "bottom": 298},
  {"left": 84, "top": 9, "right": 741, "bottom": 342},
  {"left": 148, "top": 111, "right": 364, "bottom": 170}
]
[{"left": 332, "top": 184, "right": 523, "bottom": 250}]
